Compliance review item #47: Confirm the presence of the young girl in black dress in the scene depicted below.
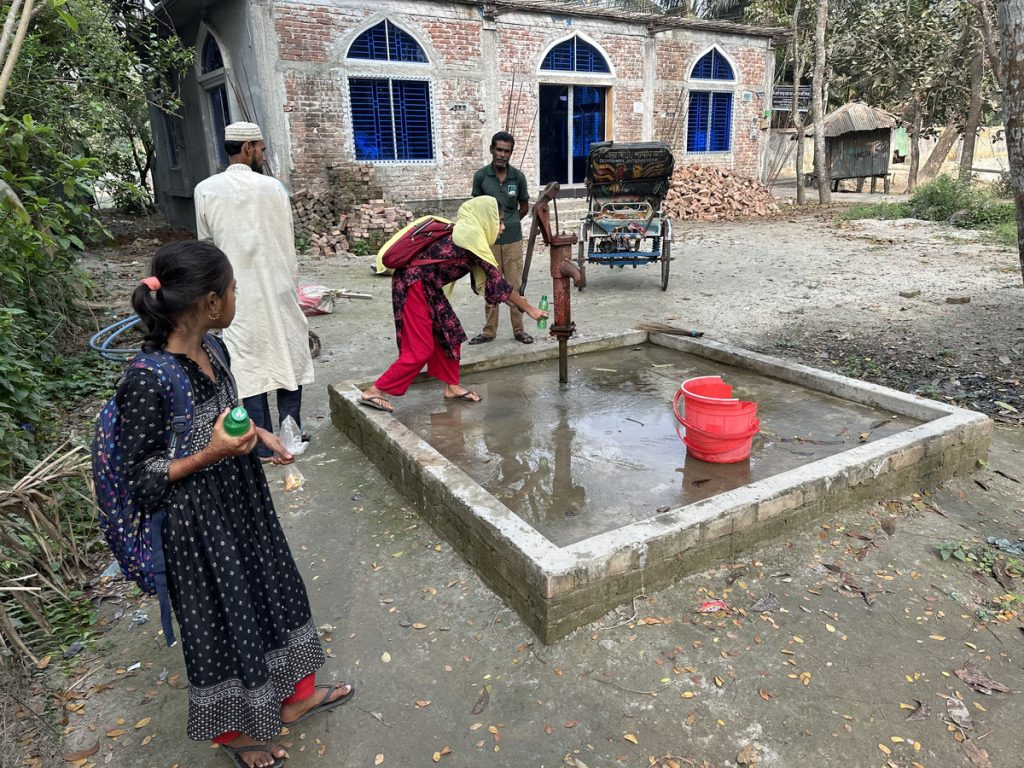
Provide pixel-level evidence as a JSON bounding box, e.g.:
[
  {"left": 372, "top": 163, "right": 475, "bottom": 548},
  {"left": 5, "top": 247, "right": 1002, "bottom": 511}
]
[{"left": 121, "top": 240, "right": 352, "bottom": 768}]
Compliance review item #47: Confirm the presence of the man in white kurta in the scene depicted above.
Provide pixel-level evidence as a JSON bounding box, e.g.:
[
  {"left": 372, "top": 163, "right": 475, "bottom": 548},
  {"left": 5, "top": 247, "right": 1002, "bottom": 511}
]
[{"left": 194, "top": 121, "right": 313, "bottom": 454}]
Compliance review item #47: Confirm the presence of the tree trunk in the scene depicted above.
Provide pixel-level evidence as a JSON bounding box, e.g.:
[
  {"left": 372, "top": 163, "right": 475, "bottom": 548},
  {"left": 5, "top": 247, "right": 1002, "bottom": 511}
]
[
  {"left": 812, "top": 0, "right": 830, "bottom": 203},
  {"left": 972, "top": 0, "right": 1004, "bottom": 88},
  {"left": 997, "top": 0, "right": 1024, "bottom": 283},
  {"left": 0, "top": 0, "right": 34, "bottom": 109},
  {"left": 919, "top": 120, "right": 959, "bottom": 182},
  {"left": 959, "top": 30, "right": 985, "bottom": 184},
  {"left": 791, "top": 0, "right": 806, "bottom": 205},
  {"left": 906, "top": 97, "right": 924, "bottom": 193}
]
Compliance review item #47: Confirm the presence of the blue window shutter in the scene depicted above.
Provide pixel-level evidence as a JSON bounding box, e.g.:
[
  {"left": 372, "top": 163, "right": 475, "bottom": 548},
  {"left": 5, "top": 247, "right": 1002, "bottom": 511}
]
[
  {"left": 575, "top": 38, "right": 610, "bottom": 73},
  {"left": 686, "top": 91, "right": 732, "bottom": 153},
  {"left": 710, "top": 92, "right": 732, "bottom": 151},
  {"left": 348, "top": 21, "right": 389, "bottom": 60},
  {"left": 542, "top": 40, "right": 574, "bottom": 71},
  {"left": 350, "top": 78, "right": 395, "bottom": 160},
  {"left": 686, "top": 92, "right": 710, "bottom": 152},
  {"left": 692, "top": 49, "right": 734, "bottom": 81},
  {"left": 393, "top": 80, "right": 433, "bottom": 160},
  {"left": 350, "top": 78, "right": 432, "bottom": 161},
  {"left": 713, "top": 51, "right": 734, "bottom": 80},
  {"left": 389, "top": 23, "right": 427, "bottom": 63}
]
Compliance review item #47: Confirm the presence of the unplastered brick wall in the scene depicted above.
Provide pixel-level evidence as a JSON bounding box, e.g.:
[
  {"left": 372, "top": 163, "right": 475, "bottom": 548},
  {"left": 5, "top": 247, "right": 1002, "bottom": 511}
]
[
  {"left": 270, "top": 0, "right": 773, "bottom": 205},
  {"left": 653, "top": 31, "right": 770, "bottom": 177}
]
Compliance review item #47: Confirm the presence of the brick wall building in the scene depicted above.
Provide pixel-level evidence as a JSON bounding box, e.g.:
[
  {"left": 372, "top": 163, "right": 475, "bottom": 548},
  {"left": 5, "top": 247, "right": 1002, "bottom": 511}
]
[{"left": 151, "top": 0, "right": 783, "bottom": 229}]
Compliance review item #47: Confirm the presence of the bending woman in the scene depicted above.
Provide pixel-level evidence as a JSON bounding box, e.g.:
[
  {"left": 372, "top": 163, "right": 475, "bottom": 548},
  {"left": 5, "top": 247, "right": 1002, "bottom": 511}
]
[
  {"left": 360, "top": 195, "right": 546, "bottom": 412},
  {"left": 118, "top": 241, "right": 352, "bottom": 768}
]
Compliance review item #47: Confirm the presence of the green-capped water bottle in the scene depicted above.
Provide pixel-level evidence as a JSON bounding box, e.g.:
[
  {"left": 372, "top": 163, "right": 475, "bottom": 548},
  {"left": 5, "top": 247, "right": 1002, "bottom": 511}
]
[
  {"left": 537, "top": 294, "right": 548, "bottom": 331},
  {"left": 223, "top": 406, "right": 251, "bottom": 437}
]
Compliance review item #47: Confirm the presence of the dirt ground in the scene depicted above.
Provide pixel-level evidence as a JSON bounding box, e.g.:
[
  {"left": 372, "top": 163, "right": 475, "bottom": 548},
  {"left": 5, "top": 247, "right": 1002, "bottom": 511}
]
[{"left": 12, "top": 203, "right": 1024, "bottom": 768}]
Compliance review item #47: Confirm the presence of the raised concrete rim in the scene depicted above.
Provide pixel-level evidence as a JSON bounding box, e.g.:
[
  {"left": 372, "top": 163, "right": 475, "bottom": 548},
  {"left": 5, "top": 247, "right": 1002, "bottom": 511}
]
[{"left": 332, "top": 330, "right": 991, "bottom": 639}]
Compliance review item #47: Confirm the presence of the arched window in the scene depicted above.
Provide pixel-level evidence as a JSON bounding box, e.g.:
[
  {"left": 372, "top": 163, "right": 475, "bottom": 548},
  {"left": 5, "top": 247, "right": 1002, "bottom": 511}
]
[
  {"left": 687, "top": 48, "right": 735, "bottom": 154},
  {"left": 346, "top": 21, "right": 433, "bottom": 161},
  {"left": 201, "top": 35, "right": 225, "bottom": 73},
  {"left": 197, "top": 32, "right": 231, "bottom": 166},
  {"left": 541, "top": 36, "right": 610, "bottom": 73}
]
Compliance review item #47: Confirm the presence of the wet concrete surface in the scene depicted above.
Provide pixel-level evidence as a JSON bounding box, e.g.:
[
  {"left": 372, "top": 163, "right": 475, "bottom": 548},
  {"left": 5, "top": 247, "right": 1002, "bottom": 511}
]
[
  {"left": 391, "top": 344, "right": 920, "bottom": 546},
  {"left": 64, "top": 223, "right": 1024, "bottom": 768}
]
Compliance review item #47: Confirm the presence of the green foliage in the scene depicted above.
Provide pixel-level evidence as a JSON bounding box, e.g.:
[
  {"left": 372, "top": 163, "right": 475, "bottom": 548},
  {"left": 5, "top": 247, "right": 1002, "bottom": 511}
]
[
  {"left": 936, "top": 540, "right": 1024, "bottom": 578},
  {"left": 839, "top": 202, "right": 910, "bottom": 221},
  {"left": 0, "top": 114, "right": 105, "bottom": 484},
  {"left": 906, "top": 175, "right": 1016, "bottom": 228},
  {"left": 294, "top": 231, "right": 311, "bottom": 253},
  {"left": 839, "top": 177, "right": 1018, "bottom": 247},
  {"left": 4, "top": 0, "right": 192, "bottom": 212},
  {"left": 350, "top": 239, "right": 373, "bottom": 257},
  {"left": 985, "top": 220, "right": 1018, "bottom": 247}
]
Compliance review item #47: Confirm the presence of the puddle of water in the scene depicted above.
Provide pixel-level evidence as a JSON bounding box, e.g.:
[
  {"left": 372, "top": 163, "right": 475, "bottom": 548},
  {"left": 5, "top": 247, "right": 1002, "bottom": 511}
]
[{"left": 392, "top": 344, "right": 921, "bottom": 546}]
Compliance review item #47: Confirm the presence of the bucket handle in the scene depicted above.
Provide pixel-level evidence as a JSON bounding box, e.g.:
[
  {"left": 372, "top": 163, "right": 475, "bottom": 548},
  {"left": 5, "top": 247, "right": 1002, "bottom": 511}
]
[{"left": 672, "top": 388, "right": 686, "bottom": 426}]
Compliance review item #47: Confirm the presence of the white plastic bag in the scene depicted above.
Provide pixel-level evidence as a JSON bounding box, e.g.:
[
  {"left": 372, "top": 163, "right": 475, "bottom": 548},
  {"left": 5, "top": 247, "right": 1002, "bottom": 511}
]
[{"left": 280, "top": 416, "right": 307, "bottom": 491}]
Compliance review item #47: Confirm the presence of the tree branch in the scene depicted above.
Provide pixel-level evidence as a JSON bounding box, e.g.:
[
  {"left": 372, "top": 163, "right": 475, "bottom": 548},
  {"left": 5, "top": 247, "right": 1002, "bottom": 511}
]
[{"left": 0, "top": 0, "right": 32, "bottom": 108}]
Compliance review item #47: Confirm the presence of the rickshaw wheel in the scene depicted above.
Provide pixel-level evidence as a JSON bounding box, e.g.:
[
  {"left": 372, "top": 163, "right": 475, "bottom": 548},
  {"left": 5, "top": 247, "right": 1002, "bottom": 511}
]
[{"left": 660, "top": 239, "right": 671, "bottom": 291}]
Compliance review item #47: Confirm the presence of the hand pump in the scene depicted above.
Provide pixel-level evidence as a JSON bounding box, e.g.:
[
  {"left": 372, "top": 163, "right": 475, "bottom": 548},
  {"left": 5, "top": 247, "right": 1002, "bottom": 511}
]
[{"left": 523, "top": 182, "right": 585, "bottom": 383}]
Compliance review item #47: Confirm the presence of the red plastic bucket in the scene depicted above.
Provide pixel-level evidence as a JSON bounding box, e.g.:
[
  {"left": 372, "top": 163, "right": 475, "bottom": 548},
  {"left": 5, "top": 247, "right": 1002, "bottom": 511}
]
[
  {"left": 673, "top": 376, "right": 760, "bottom": 463},
  {"left": 681, "top": 418, "right": 761, "bottom": 463}
]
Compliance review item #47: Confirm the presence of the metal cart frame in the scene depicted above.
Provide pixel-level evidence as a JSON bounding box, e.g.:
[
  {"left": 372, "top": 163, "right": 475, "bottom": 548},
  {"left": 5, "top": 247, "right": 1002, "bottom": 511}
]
[{"left": 576, "top": 141, "right": 675, "bottom": 291}]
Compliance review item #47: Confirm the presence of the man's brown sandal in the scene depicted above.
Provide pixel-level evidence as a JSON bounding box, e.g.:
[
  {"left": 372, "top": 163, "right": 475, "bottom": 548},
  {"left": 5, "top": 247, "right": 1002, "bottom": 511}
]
[{"left": 514, "top": 331, "right": 534, "bottom": 344}]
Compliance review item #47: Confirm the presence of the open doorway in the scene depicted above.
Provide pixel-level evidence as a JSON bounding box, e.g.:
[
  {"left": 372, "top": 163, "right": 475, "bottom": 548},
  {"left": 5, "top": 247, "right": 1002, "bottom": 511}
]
[{"left": 538, "top": 85, "right": 607, "bottom": 185}]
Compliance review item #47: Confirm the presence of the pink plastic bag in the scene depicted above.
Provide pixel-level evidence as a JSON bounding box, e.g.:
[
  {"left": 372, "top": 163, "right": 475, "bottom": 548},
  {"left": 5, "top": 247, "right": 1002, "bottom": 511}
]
[{"left": 298, "top": 285, "right": 334, "bottom": 316}]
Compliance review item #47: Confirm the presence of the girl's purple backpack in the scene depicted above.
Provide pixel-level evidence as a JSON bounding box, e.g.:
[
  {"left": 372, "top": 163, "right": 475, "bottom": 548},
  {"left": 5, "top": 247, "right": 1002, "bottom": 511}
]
[{"left": 91, "top": 335, "right": 228, "bottom": 645}]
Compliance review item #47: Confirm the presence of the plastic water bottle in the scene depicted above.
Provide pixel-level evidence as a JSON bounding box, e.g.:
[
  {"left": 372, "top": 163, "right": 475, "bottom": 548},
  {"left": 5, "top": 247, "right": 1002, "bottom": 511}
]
[
  {"left": 223, "top": 406, "right": 251, "bottom": 437},
  {"left": 537, "top": 294, "right": 549, "bottom": 330}
]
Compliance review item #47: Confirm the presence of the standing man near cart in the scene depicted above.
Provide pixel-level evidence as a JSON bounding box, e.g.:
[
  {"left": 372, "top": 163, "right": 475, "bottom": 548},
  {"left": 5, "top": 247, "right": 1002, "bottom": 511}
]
[
  {"left": 468, "top": 131, "right": 533, "bottom": 345},
  {"left": 194, "top": 121, "right": 314, "bottom": 456}
]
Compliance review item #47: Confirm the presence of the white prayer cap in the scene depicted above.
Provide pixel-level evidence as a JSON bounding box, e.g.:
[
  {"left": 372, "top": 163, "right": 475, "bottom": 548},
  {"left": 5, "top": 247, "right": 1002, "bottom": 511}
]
[{"left": 224, "top": 122, "right": 263, "bottom": 142}]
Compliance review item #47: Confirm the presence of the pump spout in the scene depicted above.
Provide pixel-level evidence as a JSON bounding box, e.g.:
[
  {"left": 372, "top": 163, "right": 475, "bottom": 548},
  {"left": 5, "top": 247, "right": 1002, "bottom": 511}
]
[{"left": 558, "top": 259, "right": 585, "bottom": 289}]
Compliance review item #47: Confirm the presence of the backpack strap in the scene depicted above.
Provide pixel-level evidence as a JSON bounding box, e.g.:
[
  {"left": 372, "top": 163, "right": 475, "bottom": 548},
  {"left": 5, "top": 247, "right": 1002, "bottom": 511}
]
[
  {"left": 203, "top": 334, "right": 239, "bottom": 403},
  {"left": 126, "top": 349, "right": 194, "bottom": 648}
]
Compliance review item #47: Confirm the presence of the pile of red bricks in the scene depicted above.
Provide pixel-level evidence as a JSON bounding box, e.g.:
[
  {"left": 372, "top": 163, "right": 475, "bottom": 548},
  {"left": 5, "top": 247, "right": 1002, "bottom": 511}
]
[
  {"left": 346, "top": 200, "right": 415, "bottom": 243},
  {"left": 292, "top": 190, "right": 335, "bottom": 236},
  {"left": 662, "top": 165, "right": 779, "bottom": 221},
  {"left": 305, "top": 201, "right": 416, "bottom": 258}
]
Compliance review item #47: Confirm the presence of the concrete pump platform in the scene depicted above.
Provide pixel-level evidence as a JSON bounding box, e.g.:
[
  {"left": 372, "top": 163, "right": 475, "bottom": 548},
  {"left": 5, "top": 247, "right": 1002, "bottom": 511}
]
[{"left": 328, "top": 331, "right": 991, "bottom": 642}]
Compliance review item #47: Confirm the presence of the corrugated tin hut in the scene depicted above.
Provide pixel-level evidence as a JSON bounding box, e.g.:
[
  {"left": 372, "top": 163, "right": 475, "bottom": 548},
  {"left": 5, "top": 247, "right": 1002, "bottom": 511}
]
[{"left": 807, "top": 102, "right": 900, "bottom": 193}]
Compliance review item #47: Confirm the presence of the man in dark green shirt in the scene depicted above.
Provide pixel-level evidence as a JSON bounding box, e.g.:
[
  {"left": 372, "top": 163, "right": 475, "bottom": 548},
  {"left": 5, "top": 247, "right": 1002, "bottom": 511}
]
[{"left": 468, "top": 131, "right": 532, "bottom": 344}]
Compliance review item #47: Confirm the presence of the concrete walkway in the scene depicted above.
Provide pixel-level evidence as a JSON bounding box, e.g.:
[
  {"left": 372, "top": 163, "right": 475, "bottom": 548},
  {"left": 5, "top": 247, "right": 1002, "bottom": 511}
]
[{"left": 67, "top": 216, "right": 1024, "bottom": 768}]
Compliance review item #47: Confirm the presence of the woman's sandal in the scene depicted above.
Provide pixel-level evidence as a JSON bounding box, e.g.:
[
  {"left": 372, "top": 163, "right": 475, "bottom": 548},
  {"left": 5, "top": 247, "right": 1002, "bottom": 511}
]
[
  {"left": 220, "top": 741, "right": 286, "bottom": 768},
  {"left": 359, "top": 395, "right": 393, "bottom": 412},
  {"left": 444, "top": 390, "right": 481, "bottom": 402},
  {"left": 281, "top": 682, "right": 355, "bottom": 726}
]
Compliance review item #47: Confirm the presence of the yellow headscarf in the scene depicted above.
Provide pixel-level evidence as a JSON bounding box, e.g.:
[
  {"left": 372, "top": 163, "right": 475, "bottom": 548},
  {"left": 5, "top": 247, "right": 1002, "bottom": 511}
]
[{"left": 375, "top": 196, "right": 501, "bottom": 294}]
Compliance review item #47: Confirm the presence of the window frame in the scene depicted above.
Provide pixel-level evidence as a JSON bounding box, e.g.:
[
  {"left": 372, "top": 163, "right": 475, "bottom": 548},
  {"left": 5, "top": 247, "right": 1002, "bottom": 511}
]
[
  {"left": 344, "top": 20, "right": 435, "bottom": 165},
  {"left": 685, "top": 46, "right": 738, "bottom": 156},
  {"left": 195, "top": 29, "right": 234, "bottom": 170}
]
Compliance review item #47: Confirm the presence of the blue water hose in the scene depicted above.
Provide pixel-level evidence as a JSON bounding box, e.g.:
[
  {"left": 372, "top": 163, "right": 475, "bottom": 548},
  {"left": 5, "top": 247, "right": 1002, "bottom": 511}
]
[{"left": 88, "top": 315, "right": 142, "bottom": 361}]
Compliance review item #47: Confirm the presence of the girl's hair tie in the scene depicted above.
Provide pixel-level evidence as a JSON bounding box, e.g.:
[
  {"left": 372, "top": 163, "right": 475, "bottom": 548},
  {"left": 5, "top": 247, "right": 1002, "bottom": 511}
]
[{"left": 141, "top": 276, "right": 161, "bottom": 291}]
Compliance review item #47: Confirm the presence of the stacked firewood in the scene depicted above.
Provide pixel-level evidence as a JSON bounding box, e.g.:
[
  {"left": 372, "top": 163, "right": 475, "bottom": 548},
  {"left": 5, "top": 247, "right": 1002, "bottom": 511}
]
[{"left": 662, "top": 166, "right": 779, "bottom": 221}]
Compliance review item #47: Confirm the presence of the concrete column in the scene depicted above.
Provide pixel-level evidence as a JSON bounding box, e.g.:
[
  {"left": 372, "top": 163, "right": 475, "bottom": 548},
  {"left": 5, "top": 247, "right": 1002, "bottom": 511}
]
[
  {"left": 250, "top": 0, "right": 292, "bottom": 186},
  {"left": 642, "top": 34, "right": 657, "bottom": 141}
]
